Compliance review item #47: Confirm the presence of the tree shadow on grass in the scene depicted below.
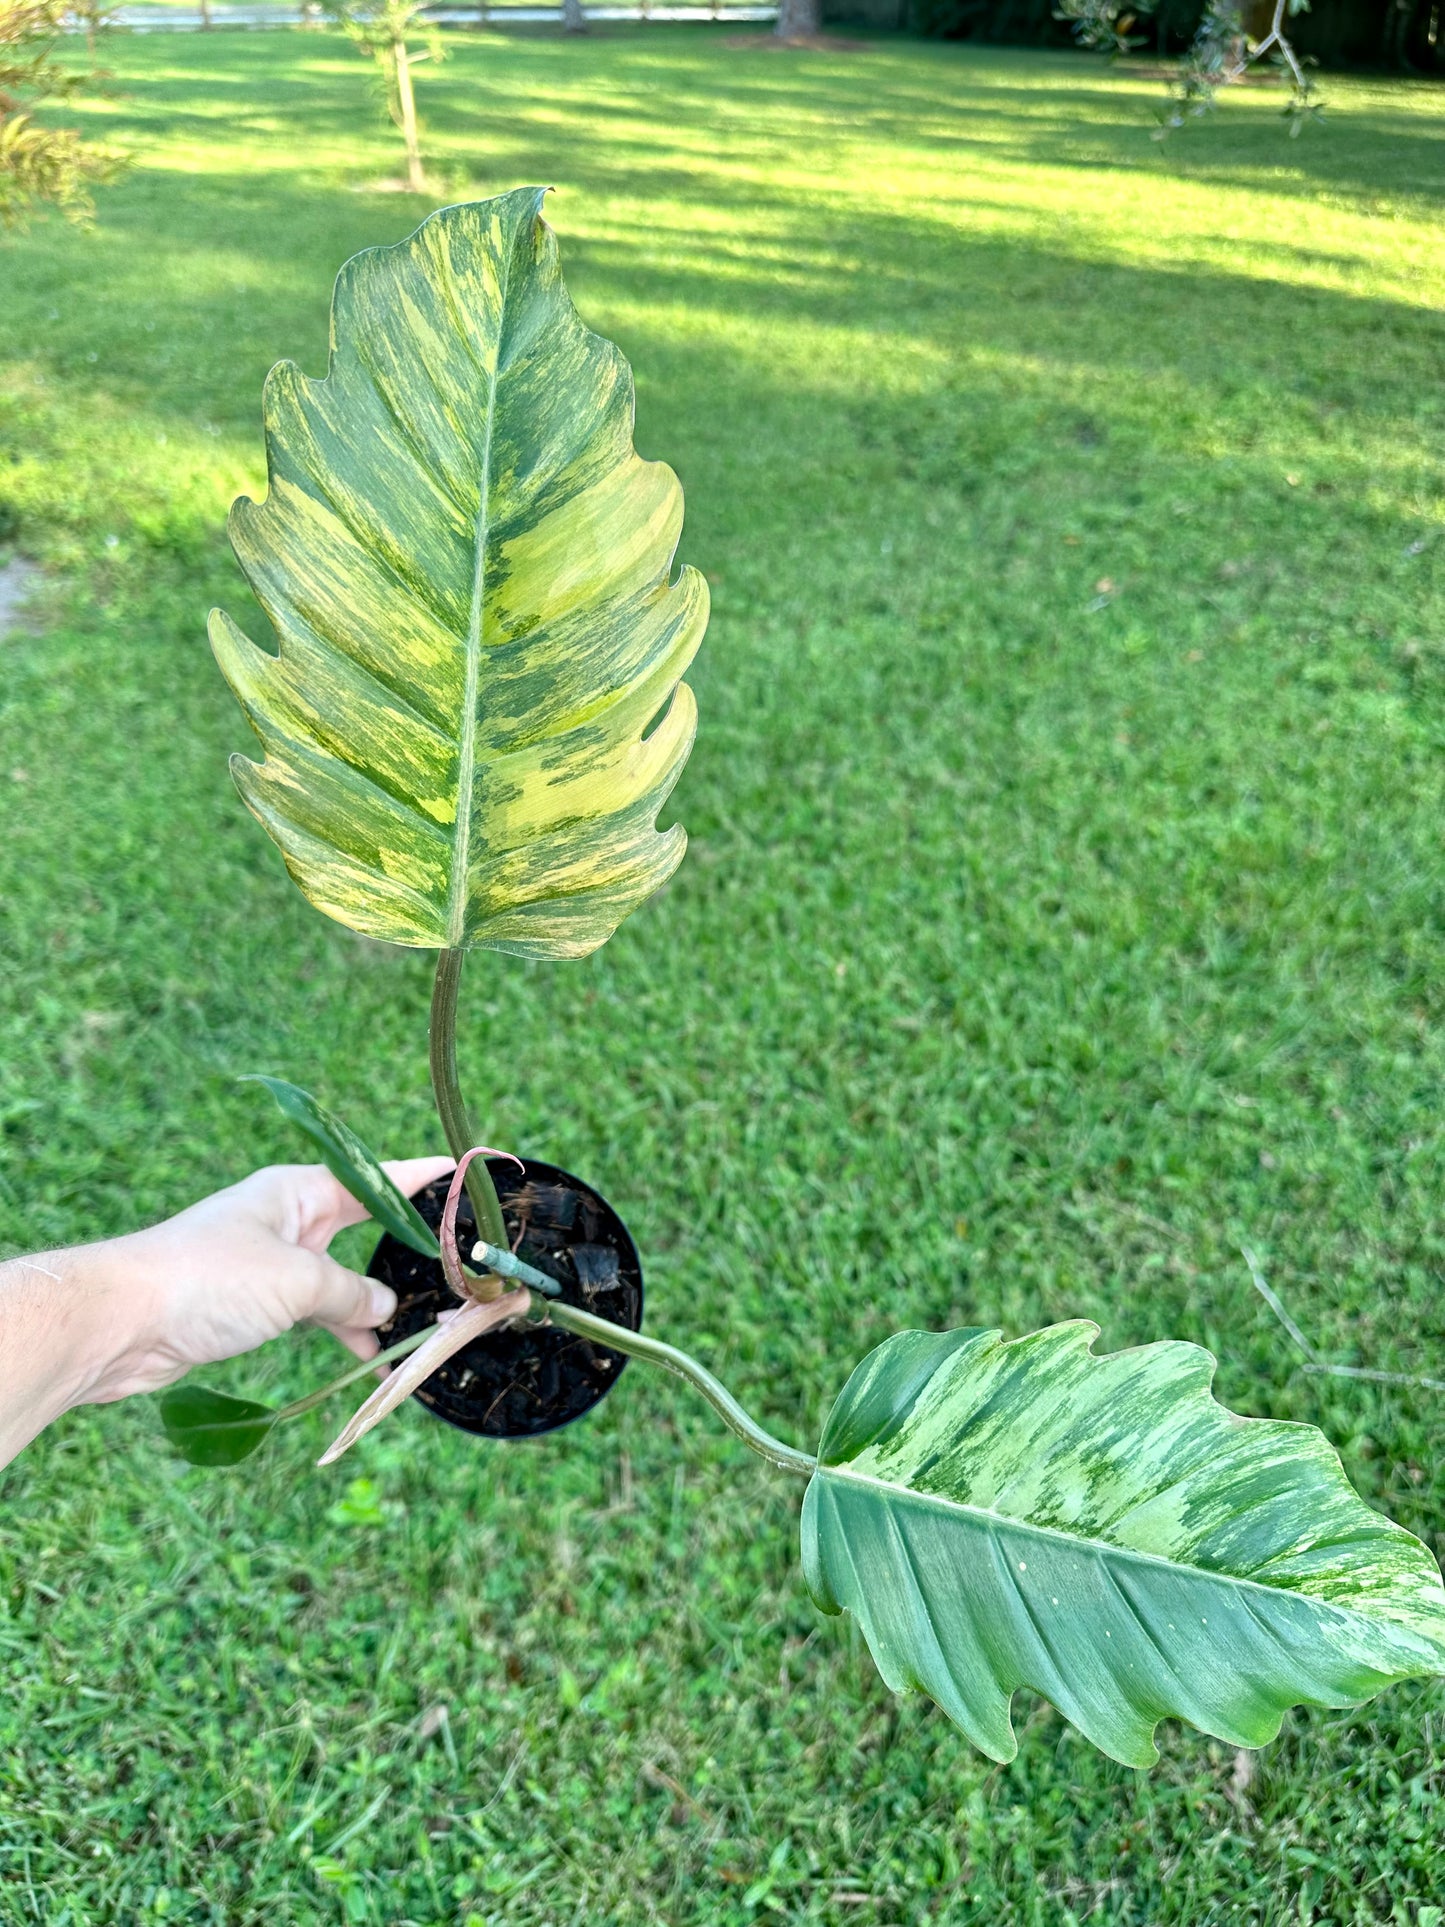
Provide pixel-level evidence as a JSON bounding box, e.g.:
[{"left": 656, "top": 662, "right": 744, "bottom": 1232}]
[
  {"left": 5, "top": 148, "right": 1438, "bottom": 454},
  {"left": 64, "top": 28, "right": 1445, "bottom": 236},
  {"left": 459, "top": 32, "right": 1445, "bottom": 212},
  {"left": 3, "top": 25, "right": 1439, "bottom": 656}
]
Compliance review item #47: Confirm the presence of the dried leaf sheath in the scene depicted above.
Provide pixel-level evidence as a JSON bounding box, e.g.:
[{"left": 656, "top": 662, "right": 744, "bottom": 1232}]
[
  {"left": 211, "top": 187, "right": 707, "bottom": 957},
  {"left": 318, "top": 1290, "right": 531, "bottom": 1465}
]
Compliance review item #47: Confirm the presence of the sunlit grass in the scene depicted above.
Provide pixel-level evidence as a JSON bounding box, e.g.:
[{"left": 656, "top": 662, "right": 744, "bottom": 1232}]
[{"left": 2, "top": 26, "right": 1444, "bottom": 1925}]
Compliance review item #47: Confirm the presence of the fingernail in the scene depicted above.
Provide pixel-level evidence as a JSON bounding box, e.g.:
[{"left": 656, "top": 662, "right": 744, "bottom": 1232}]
[{"left": 369, "top": 1284, "right": 397, "bottom": 1325}]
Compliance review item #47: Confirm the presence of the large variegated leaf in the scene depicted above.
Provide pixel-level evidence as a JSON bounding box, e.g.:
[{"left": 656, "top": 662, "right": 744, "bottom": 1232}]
[
  {"left": 211, "top": 187, "right": 707, "bottom": 957},
  {"left": 802, "top": 1324, "right": 1445, "bottom": 1767}
]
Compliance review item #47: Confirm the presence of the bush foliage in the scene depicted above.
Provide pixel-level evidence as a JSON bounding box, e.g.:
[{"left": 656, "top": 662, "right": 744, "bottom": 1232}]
[{"left": 908, "top": 0, "right": 1444, "bottom": 70}]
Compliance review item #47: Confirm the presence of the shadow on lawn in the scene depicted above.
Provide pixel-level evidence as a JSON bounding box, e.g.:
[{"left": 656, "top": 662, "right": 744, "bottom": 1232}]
[
  {"left": 436, "top": 33, "right": 1445, "bottom": 213},
  {"left": 9, "top": 166, "right": 1439, "bottom": 473},
  {"left": 60, "top": 30, "right": 1445, "bottom": 240},
  {"left": 6, "top": 40, "right": 1430, "bottom": 419}
]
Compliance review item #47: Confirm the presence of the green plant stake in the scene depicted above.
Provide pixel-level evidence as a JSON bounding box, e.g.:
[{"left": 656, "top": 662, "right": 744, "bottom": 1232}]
[{"left": 161, "top": 186, "right": 1445, "bottom": 1769}]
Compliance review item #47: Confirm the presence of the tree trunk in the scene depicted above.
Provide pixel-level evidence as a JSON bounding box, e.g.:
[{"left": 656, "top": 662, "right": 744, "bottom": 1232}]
[
  {"left": 562, "top": 0, "right": 588, "bottom": 30},
  {"left": 200, "top": 0, "right": 212, "bottom": 27},
  {"left": 392, "top": 39, "right": 425, "bottom": 194},
  {"left": 774, "top": 0, "right": 821, "bottom": 37}
]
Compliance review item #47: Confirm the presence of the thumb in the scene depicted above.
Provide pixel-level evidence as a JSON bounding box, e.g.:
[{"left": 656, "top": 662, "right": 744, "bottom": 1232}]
[{"left": 301, "top": 1251, "right": 397, "bottom": 1334}]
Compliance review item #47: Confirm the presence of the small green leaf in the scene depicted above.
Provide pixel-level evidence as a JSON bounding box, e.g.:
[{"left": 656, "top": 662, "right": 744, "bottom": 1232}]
[
  {"left": 159, "top": 1386, "right": 278, "bottom": 1466},
  {"left": 802, "top": 1323, "right": 1445, "bottom": 1767},
  {"left": 245, "top": 1075, "right": 439, "bottom": 1257}
]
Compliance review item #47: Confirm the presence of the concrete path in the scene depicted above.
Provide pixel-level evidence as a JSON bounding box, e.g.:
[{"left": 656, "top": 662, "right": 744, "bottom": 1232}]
[{"left": 0, "top": 557, "right": 39, "bottom": 642}]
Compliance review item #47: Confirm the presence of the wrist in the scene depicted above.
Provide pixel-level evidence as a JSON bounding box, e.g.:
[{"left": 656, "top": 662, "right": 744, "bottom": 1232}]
[{"left": 57, "top": 1232, "right": 169, "bottom": 1405}]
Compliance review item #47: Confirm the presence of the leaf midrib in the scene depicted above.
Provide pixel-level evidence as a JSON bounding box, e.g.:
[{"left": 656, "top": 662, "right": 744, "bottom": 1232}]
[
  {"left": 448, "top": 363, "right": 496, "bottom": 946},
  {"left": 445, "top": 239, "right": 515, "bottom": 948},
  {"left": 815, "top": 1462, "right": 1433, "bottom": 1637}
]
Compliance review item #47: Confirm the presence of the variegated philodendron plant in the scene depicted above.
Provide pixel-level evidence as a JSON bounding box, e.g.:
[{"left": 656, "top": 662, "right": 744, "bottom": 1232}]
[{"left": 159, "top": 188, "right": 1445, "bottom": 1770}]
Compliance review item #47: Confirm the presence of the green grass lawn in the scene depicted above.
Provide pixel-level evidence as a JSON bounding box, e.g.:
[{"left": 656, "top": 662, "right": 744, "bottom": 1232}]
[{"left": 2, "top": 24, "right": 1444, "bottom": 1924}]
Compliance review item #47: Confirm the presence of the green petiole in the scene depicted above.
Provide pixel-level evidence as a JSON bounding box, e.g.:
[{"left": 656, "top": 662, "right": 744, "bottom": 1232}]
[{"left": 471, "top": 1239, "right": 817, "bottom": 1479}]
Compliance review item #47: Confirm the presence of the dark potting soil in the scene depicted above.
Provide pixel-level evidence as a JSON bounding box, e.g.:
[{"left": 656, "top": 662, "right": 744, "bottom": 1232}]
[{"left": 366, "top": 1157, "right": 643, "bottom": 1439}]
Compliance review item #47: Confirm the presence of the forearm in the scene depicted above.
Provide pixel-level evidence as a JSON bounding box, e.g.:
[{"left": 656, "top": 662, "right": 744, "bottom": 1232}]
[{"left": 0, "top": 1242, "right": 149, "bottom": 1471}]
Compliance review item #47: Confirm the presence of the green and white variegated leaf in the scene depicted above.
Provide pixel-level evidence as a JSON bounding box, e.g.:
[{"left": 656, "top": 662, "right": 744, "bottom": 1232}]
[
  {"left": 802, "top": 1323, "right": 1445, "bottom": 1767},
  {"left": 244, "top": 1075, "right": 439, "bottom": 1258},
  {"left": 211, "top": 186, "right": 706, "bottom": 957}
]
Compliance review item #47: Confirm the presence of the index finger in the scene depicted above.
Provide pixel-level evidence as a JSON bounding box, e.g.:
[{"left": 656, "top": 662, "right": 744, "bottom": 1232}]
[
  {"left": 383, "top": 1155, "right": 458, "bottom": 1200},
  {"left": 327, "top": 1155, "right": 457, "bottom": 1234}
]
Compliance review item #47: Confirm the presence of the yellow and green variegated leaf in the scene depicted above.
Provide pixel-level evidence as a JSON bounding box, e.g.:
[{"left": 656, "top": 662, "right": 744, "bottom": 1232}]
[
  {"left": 211, "top": 186, "right": 707, "bottom": 957},
  {"left": 802, "top": 1324, "right": 1445, "bottom": 1767}
]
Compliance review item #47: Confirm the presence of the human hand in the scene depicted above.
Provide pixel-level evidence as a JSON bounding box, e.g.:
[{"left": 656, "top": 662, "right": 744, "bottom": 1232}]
[
  {"left": 0, "top": 1157, "right": 454, "bottom": 1466},
  {"left": 90, "top": 1158, "right": 458, "bottom": 1400}
]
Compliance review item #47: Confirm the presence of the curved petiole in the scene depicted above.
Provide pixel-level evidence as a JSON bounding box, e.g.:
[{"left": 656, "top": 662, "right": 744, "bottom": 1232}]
[{"left": 471, "top": 1239, "right": 817, "bottom": 1479}]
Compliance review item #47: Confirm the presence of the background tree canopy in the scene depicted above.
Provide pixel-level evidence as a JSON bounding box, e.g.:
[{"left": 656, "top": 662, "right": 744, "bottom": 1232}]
[{"left": 893, "top": 0, "right": 1443, "bottom": 70}]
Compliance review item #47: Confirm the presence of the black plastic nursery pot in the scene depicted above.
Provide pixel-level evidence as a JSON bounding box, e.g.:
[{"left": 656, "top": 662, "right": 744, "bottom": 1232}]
[{"left": 367, "top": 1157, "right": 643, "bottom": 1438}]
